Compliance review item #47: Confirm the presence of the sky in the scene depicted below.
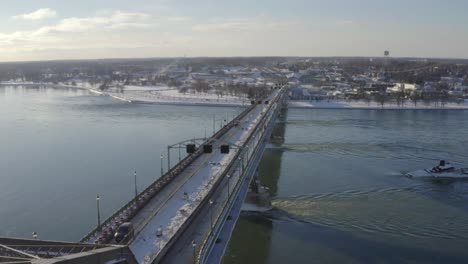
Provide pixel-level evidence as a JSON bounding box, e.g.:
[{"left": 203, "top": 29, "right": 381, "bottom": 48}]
[{"left": 0, "top": 0, "right": 467, "bottom": 62}]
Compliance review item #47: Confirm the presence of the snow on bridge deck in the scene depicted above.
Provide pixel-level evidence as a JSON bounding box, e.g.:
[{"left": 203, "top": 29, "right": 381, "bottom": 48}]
[{"left": 128, "top": 98, "right": 272, "bottom": 263}]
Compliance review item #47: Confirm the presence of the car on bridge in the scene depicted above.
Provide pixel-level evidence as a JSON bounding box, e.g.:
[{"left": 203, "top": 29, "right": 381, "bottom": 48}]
[{"left": 114, "top": 222, "right": 134, "bottom": 244}]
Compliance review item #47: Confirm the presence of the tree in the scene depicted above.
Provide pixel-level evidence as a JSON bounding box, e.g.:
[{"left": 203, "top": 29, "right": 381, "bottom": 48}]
[
  {"left": 375, "top": 93, "right": 386, "bottom": 108},
  {"left": 179, "top": 87, "right": 188, "bottom": 94},
  {"left": 364, "top": 94, "right": 371, "bottom": 106},
  {"left": 192, "top": 79, "right": 209, "bottom": 94},
  {"left": 410, "top": 92, "right": 420, "bottom": 107},
  {"left": 98, "top": 80, "right": 111, "bottom": 91},
  {"left": 395, "top": 91, "right": 405, "bottom": 107}
]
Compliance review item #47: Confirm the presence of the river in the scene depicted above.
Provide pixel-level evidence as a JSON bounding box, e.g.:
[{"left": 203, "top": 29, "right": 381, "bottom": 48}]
[
  {"left": 2, "top": 86, "right": 468, "bottom": 263},
  {"left": 0, "top": 86, "right": 242, "bottom": 241}
]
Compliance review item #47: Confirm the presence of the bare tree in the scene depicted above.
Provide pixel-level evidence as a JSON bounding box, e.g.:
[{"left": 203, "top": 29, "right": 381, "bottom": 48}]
[
  {"left": 375, "top": 93, "right": 387, "bottom": 108},
  {"left": 192, "top": 79, "right": 210, "bottom": 94},
  {"left": 410, "top": 92, "right": 420, "bottom": 107}
]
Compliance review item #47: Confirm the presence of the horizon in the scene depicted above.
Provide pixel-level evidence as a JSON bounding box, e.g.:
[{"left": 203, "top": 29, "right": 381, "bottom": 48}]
[
  {"left": 1, "top": 0, "right": 468, "bottom": 62},
  {"left": 1, "top": 55, "right": 468, "bottom": 65}
]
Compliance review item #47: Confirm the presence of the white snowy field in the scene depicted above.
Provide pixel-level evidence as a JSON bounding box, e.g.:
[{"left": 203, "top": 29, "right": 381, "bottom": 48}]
[
  {"left": 289, "top": 99, "right": 468, "bottom": 110},
  {"left": 95, "top": 85, "right": 249, "bottom": 106},
  {"left": 0, "top": 81, "right": 249, "bottom": 106}
]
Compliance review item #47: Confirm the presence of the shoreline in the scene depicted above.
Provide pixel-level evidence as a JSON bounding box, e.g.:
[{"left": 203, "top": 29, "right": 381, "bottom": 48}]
[
  {"left": 3, "top": 82, "right": 468, "bottom": 110},
  {"left": 288, "top": 105, "right": 468, "bottom": 110},
  {"left": 288, "top": 100, "right": 468, "bottom": 110}
]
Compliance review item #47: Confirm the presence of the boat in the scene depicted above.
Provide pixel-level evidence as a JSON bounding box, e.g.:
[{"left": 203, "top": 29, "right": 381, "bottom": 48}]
[{"left": 407, "top": 160, "right": 468, "bottom": 179}]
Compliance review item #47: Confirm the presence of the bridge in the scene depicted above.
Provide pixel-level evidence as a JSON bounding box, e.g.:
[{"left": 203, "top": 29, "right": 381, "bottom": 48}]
[{"left": 1, "top": 86, "right": 288, "bottom": 264}]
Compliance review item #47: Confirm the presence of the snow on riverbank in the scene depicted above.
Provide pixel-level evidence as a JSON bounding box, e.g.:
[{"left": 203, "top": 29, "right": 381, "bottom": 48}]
[
  {"left": 102, "top": 86, "right": 249, "bottom": 106},
  {"left": 0, "top": 82, "right": 248, "bottom": 106},
  {"left": 289, "top": 99, "right": 468, "bottom": 110}
]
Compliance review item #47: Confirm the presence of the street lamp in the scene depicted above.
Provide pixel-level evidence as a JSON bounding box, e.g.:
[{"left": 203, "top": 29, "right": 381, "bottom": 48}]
[
  {"left": 96, "top": 194, "right": 101, "bottom": 230},
  {"left": 191, "top": 240, "right": 197, "bottom": 262},
  {"left": 167, "top": 147, "right": 170, "bottom": 171},
  {"left": 178, "top": 143, "right": 182, "bottom": 162},
  {"left": 212, "top": 113, "right": 216, "bottom": 135},
  {"left": 227, "top": 174, "right": 231, "bottom": 197},
  {"left": 160, "top": 154, "right": 164, "bottom": 177},
  {"left": 209, "top": 199, "right": 214, "bottom": 228},
  {"left": 134, "top": 171, "right": 138, "bottom": 198}
]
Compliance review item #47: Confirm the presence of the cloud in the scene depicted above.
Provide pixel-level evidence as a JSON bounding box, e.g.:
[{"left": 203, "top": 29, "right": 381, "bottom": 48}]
[
  {"left": 0, "top": 10, "right": 154, "bottom": 51},
  {"left": 13, "top": 8, "right": 57, "bottom": 20},
  {"left": 36, "top": 11, "right": 152, "bottom": 34}
]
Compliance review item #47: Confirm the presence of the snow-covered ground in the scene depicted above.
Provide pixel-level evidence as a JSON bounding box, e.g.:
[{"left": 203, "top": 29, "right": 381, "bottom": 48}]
[
  {"left": 104, "top": 87, "right": 248, "bottom": 106},
  {"left": 289, "top": 99, "right": 468, "bottom": 110},
  {"left": 0, "top": 81, "right": 249, "bottom": 106}
]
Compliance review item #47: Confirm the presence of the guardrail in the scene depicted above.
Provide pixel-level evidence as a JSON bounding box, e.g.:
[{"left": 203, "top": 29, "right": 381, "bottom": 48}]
[{"left": 80, "top": 103, "right": 257, "bottom": 244}]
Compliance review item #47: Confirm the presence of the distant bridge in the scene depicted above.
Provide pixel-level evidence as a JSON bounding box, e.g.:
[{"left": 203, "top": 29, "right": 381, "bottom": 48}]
[{"left": 1, "top": 86, "right": 288, "bottom": 264}]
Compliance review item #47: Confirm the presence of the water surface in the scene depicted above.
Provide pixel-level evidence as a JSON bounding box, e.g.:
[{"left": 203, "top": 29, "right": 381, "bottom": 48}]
[
  {"left": 0, "top": 86, "right": 242, "bottom": 241},
  {"left": 224, "top": 108, "right": 468, "bottom": 264}
]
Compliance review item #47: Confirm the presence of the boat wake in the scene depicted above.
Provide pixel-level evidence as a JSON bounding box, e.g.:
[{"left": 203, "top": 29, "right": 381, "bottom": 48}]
[{"left": 256, "top": 188, "right": 468, "bottom": 241}]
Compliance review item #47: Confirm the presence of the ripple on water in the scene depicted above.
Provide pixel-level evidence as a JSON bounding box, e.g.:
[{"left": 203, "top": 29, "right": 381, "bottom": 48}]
[
  {"left": 275, "top": 142, "right": 468, "bottom": 162},
  {"left": 272, "top": 187, "right": 468, "bottom": 242}
]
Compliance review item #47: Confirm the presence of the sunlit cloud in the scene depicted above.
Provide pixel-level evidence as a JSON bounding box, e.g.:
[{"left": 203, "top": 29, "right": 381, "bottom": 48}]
[
  {"left": 0, "top": 11, "right": 153, "bottom": 47},
  {"left": 36, "top": 11, "right": 152, "bottom": 34},
  {"left": 13, "top": 8, "right": 57, "bottom": 20}
]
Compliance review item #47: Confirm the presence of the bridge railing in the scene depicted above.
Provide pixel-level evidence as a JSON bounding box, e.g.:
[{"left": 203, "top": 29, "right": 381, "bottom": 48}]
[
  {"left": 195, "top": 89, "right": 286, "bottom": 264},
  {"left": 80, "top": 104, "right": 256, "bottom": 244}
]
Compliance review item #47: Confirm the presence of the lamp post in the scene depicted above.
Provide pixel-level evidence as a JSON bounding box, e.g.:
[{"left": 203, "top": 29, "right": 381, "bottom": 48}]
[
  {"left": 212, "top": 113, "right": 216, "bottom": 135},
  {"left": 191, "top": 240, "right": 197, "bottom": 262},
  {"left": 213, "top": 114, "right": 226, "bottom": 134},
  {"left": 167, "top": 146, "right": 171, "bottom": 171},
  {"left": 209, "top": 199, "right": 214, "bottom": 228},
  {"left": 160, "top": 154, "right": 164, "bottom": 177},
  {"left": 178, "top": 144, "right": 181, "bottom": 162},
  {"left": 96, "top": 194, "right": 101, "bottom": 231},
  {"left": 227, "top": 174, "right": 231, "bottom": 197},
  {"left": 134, "top": 171, "right": 138, "bottom": 198}
]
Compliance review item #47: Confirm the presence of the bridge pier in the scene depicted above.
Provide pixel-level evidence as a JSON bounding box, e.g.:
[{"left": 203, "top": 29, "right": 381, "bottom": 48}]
[{"left": 243, "top": 175, "right": 272, "bottom": 211}]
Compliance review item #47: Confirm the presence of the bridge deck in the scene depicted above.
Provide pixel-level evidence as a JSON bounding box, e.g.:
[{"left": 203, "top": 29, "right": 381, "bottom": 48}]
[{"left": 127, "top": 96, "right": 274, "bottom": 263}]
